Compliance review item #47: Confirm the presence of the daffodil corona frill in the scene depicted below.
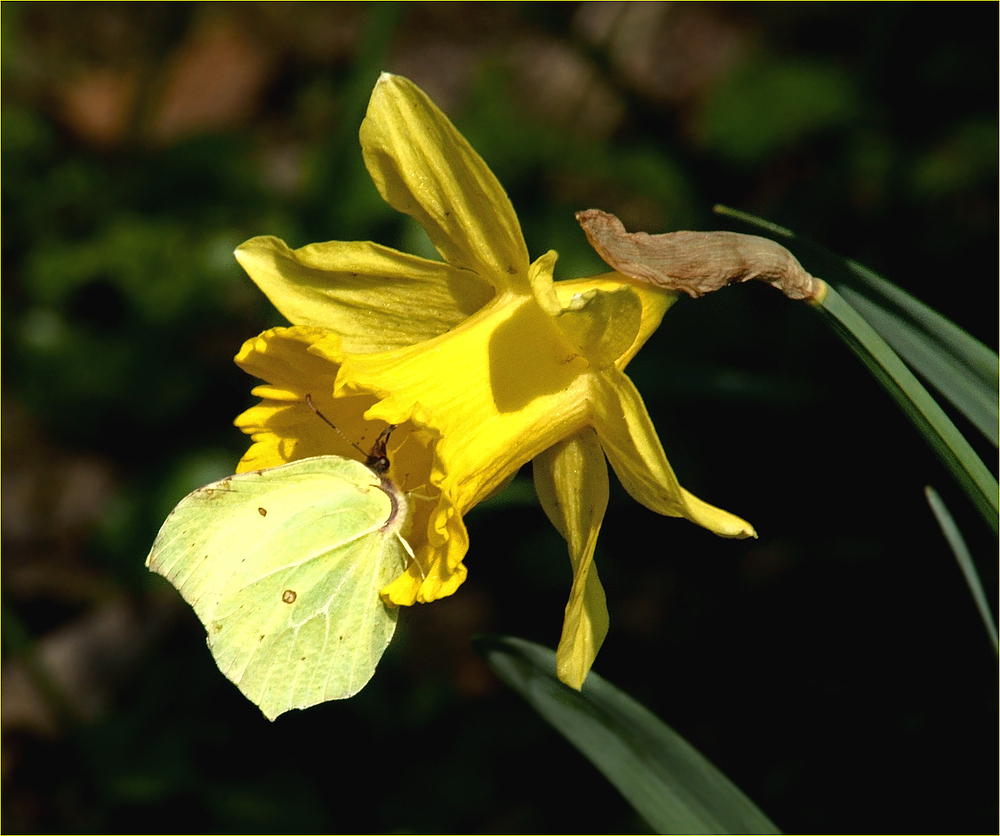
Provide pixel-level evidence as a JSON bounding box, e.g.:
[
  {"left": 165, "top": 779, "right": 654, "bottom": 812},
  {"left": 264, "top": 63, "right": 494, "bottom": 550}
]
[{"left": 233, "top": 73, "right": 755, "bottom": 690}]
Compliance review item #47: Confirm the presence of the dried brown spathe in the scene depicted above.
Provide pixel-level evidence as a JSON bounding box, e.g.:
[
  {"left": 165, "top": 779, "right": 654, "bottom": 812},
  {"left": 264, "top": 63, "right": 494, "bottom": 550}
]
[{"left": 576, "top": 208, "right": 821, "bottom": 301}]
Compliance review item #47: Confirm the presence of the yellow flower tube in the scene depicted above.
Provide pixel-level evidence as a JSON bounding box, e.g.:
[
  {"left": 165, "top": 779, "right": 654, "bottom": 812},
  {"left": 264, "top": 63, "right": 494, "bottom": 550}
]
[{"left": 233, "top": 73, "right": 754, "bottom": 690}]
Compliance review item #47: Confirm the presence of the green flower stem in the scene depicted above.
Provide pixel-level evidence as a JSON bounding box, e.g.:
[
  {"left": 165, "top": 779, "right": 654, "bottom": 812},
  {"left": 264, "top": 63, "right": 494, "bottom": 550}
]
[{"left": 813, "top": 283, "right": 999, "bottom": 534}]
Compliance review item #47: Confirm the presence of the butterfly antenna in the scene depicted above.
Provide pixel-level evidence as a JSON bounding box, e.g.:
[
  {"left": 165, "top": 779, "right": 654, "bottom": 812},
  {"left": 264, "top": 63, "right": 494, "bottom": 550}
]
[
  {"left": 305, "top": 394, "right": 398, "bottom": 475},
  {"left": 304, "top": 394, "right": 370, "bottom": 459}
]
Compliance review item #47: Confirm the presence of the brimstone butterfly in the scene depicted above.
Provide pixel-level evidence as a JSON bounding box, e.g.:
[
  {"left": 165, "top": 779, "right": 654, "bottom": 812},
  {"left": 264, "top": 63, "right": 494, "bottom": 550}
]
[{"left": 146, "top": 422, "right": 414, "bottom": 720}]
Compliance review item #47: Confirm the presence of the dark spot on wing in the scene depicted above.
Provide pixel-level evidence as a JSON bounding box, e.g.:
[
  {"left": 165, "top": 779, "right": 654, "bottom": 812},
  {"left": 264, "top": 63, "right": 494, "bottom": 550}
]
[
  {"left": 258, "top": 507, "right": 267, "bottom": 516},
  {"left": 282, "top": 589, "right": 297, "bottom": 604}
]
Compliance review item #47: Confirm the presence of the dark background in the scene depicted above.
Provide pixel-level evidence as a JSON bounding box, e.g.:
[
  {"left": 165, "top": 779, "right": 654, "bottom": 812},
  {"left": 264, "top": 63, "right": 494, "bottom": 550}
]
[{"left": 3, "top": 3, "right": 996, "bottom": 832}]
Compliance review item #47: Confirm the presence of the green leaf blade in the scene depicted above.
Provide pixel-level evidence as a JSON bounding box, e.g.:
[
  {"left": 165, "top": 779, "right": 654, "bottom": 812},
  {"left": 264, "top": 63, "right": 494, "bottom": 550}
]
[
  {"left": 832, "top": 256, "right": 999, "bottom": 388},
  {"left": 475, "top": 635, "right": 781, "bottom": 835},
  {"left": 816, "top": 285, "right": 999, "bottom": 533},
  {"left": 924, "top": 486, "right": 999, "bottom": 654},
  {"left": 838, "top": 286, "right": 998, "bottom": 447},
  {"left": 713, "top": 205, "right": 999, "bottom": 530}
]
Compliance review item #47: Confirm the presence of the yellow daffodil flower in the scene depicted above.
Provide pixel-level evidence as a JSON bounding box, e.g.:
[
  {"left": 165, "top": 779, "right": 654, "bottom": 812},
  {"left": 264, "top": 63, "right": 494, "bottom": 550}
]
[{"left": 233, "top": 73, "right": 755, "bottom": 690}]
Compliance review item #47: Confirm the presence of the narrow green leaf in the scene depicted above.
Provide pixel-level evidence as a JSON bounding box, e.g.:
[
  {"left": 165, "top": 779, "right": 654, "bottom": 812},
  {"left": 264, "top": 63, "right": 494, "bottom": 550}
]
[
  {"left": 838, "top": 286, "right": 998, "bottom": 446},
  {"left": 841, "top": 266, "right": 997, "bottom": 387},
  {"left": 924, "top": 486, "right": 999, "bottom": 655},
  {"left": 817, "top": 284, "right": 998, "bottom": 533},
  {"left": 811, "top": 248, "right": 998, "bottom": 388},
  {"left": 474, "top": 635, "right": 781, "bottom": 835},
  {"left": 713, "top": 205, "right": 794, "bottom": 239}
]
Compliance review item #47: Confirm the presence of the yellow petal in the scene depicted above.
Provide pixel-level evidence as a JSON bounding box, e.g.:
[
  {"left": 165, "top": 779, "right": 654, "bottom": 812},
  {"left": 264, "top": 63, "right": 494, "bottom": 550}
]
[
  {"left": 233, "top": 326, "right": 382, "bottom": 471},
  {"left": 592, "top": 368, "right": 757, "bottom": 539},
  {"left": 532, "top": 255, "right": 646, "bottom": 368},
  {"left": 234, "top": 236, "right": 494, "bottom": 353},
  {"left": 234, "top": 324, "right": 333, "bottom": 394},
  {"left": 381, "top": 490, "right": 470, "bottom": 606},
  {"left": 361, "top": 73, "right": 530, "bottom": 289},
  {"left": 527, "top": 249, "right": 564, "bottom": 316},
  {"left": 534, "top": 429, "right": 610, "bottom": 690},
  {"left": 555, "top": 285, "right": 644, "bottom": 368},
  {"left": 553, "top": 271, "right": 679, "bottom": 369}
]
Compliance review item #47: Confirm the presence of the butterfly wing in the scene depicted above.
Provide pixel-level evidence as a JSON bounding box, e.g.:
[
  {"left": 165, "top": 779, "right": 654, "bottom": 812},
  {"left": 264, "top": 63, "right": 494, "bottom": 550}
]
[{"left": 146, "top": 455, "right": 410, "bottom": 719}]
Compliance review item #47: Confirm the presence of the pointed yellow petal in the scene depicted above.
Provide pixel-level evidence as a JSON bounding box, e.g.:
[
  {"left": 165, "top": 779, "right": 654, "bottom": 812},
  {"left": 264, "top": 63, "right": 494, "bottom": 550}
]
[
  {"left": 593, "top": 368, "right": 756, "bottom": 538},
  {"left": 234, "top": 236, "right": 494, "bottom": 352},
  {"left": 361, "top": 73, "right": 530, "bottom": 289},
  {"left": 527, "top": 250, "right": 564, "bottom": 316},
  {"left": 534, "top": 429, "right": 610, "bottom": 690}
]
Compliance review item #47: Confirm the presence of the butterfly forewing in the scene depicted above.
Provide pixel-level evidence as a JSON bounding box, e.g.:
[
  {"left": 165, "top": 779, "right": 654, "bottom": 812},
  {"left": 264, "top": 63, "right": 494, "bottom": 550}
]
[{"left": 146, "top": 455, "right": 411, "bottom": 719}]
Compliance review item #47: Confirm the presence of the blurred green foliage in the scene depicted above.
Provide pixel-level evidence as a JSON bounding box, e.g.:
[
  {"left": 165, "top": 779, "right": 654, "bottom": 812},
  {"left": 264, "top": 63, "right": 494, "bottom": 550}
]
[
  {"left": 698, "top": 57, "right": 860, "bottom": 166},
  {"left": 3, "top": 3, "right": 996, "bottom": 833}
]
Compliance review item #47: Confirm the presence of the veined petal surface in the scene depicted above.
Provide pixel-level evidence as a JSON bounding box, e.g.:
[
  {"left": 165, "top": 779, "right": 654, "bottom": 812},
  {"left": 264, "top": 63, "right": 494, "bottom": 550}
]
[
  {"left": 361, "top": 73, "right": 530, "bottom": 289},
  {"left": 235, "top": 236, "right": 494, "bottom": 352}
]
